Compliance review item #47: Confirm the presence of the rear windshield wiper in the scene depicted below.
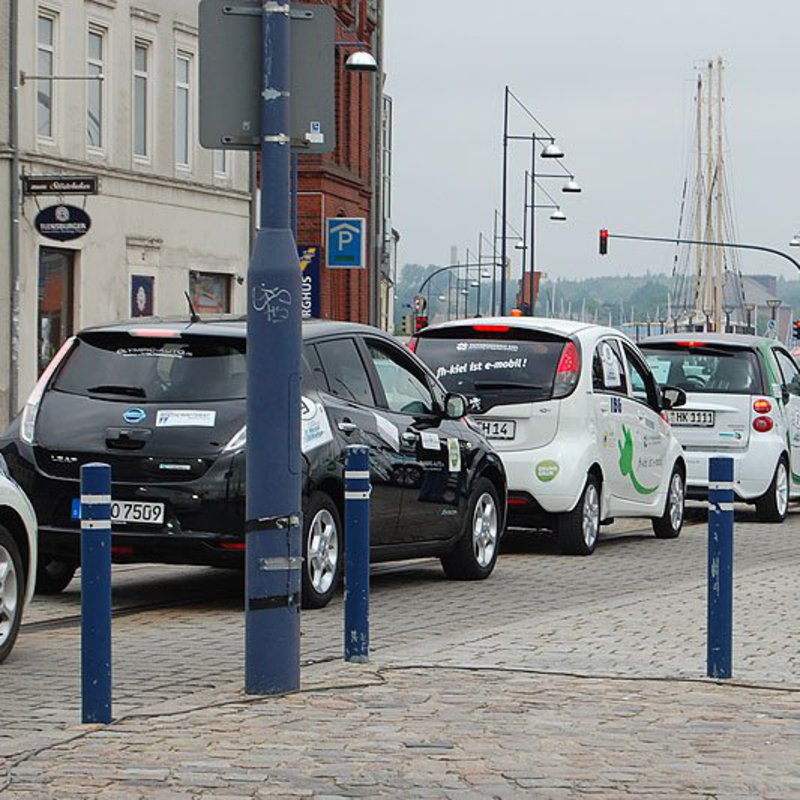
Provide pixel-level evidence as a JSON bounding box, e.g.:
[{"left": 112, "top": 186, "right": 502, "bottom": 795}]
[{"left": 87, "top": 384, "right": 147, "bottom": 398}]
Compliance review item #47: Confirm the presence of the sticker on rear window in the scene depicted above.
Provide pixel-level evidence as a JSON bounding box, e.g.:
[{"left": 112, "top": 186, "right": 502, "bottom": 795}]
[
  {"left": 156, "top": 410, "right": 216, "bottom": 428},
  {"left": 601, "top": 343, "right": 622, "bottom": 388}
]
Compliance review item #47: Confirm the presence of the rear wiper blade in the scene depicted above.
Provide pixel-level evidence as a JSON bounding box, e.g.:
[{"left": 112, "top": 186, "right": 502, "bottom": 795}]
[{"left": 87, "top": 384, "right": 147, "bottom": 398}]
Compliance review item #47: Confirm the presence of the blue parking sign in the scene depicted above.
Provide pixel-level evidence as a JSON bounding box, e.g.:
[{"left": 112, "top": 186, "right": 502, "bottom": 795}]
[{"left": 326, "top": 217, "right": 366, "bottom": 269}]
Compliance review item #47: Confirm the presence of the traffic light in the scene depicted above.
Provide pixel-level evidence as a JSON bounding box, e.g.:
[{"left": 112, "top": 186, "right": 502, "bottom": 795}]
[
  {"left": 414, "top": 315, "right": 429, "bottom": 332},
  {"left": 793, "top": 319, "right": 800, "bottom": 340},
  {"left": 599, "top": 228, "right": 609, "bottom": 255}
]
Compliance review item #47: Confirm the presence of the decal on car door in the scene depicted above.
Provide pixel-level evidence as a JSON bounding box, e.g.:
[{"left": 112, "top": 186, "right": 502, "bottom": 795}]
[{"left": 617, "top": 425, "right": 658, "bottom": 495}]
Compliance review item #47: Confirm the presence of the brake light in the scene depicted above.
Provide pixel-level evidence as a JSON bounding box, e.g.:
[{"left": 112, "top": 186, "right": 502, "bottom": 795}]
[
  {"left": 20, "top": 336, "right": 76, "bottom": 444},
  {"left": 753, "top": 416, "right": 773, "bottom": 433},
  {"left": 753, "top": 398, "right": 772, "bottom": 414},
  {"left": 219, "top": 541, "right": 246, "bottom": 551},
  {"left": 676, "top": 341, "right": 707, "bottom": 348},
  {"left": 553, "top": 341, "right": 580, "bottom": 399},
  {"left": 507, "top": 497, "right": 529, "bottom": 506},
  {"left": 130, "top": 328, "right": 180, "bottom": 338},
  {"left": 472, "top": 325, "right": 510, "bottom": 332},
  {"left": 111, "top": 546, "right": 135, "bottom": 557}
]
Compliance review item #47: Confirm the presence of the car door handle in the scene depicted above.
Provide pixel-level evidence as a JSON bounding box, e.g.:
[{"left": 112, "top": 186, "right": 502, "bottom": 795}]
[
  {"left": 337, "top": 420, "right": 357, "bottom": 434},
  {"left": 401, "top": 431, "right": 418, "bottom": 445}
]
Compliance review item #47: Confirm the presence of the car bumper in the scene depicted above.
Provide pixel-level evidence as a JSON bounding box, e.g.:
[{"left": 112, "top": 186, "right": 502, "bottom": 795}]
[{"left": 682, "top": 446, "right": 779, "bottom": 500}]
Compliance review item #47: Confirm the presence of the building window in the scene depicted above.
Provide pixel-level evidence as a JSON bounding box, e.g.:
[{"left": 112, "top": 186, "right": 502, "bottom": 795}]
[
  {"left": 213, "top": 149, "right": 228, "bottom": 177},
  {"left": 37, "top": 13, "right": 56, "bottom": 139},
  {"left": 175, "top": 52, "right": 192, "bottom": 169},
  {"left": 38, "top": 248, "right": 74, "bottom": 375},
  {"left": 190, "top": 272, "right": 230, "bottom": 314},
  {"left": 133, "top": 40, "right": 149, "bottom": 158},
  {"left": 87, "top": 28, "right": 105, "bottom": 149}
]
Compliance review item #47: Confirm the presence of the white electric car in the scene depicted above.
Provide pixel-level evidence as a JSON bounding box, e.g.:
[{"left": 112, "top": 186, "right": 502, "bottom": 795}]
[
  {"left": 641, "top": 333, "right": 800, "bottom": 522},
  {"left": 0, "top": 456, "right": 38, "bottom": 663},
  {"left": 412, "top": 318, "right": 687, "bottom": 555}
]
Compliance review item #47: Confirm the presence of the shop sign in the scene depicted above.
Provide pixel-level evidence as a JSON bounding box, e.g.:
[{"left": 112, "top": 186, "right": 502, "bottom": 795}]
[
  {"left": 23, "top": 175, "right": 99, "bottom": 195},
  {"left": 298, "top": 245, "right": 321, "bottom": 318},
  {"left": 34, "top": 204, "right": 92, "bottom": 242}
]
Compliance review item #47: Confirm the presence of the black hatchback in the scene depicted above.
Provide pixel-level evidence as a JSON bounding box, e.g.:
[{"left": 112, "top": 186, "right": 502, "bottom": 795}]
[{"left": 0, "top": 318, "right": 506, "bottom": 608}]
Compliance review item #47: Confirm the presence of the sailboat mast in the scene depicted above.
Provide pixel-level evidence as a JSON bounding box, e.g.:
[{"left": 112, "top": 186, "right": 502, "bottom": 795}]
[
  {"left": 714, "top": 58, "right": 725, "bottom": 332},
  {"left": 693, "top": 72, "right": 704, "bottom": 325}
]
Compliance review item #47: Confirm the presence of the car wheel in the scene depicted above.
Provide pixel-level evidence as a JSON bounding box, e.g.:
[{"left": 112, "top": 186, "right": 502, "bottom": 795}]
[
  {"left": 558, "top": 475, "right": 601, "bottom": 555},
  {"left": 35, "top": 555, "right": 78, "bottom": 595},
  {"left": 0, "top": 526, "right": 25, "bottom": 664},
  {"left": 301, "top": 492, "right": 342, "bottom": 609},
  {"left": 756, "top": 457, "right": 789, "bottom": 523},
  {"left": 653, "top": 466, "right": 685, "bottom": 539},
  {"left": 441, "top": 478, "right": 501, "bottom": 580}
]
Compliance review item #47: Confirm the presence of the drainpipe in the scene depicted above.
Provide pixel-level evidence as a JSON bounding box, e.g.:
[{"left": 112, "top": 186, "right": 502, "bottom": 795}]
[{"left": 8, "top": 0, "right": 20, "bottom": 419}]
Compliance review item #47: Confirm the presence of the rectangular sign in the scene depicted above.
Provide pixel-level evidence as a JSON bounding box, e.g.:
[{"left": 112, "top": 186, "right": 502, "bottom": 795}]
[
  {"left": 298, "top": 245, "right": 321, "bottom": 319},
  {"left": 326, "top": 218, "right": 366, "bottom": 269},
  {"left": 23, "top": 175, "right": 99, "bottom": 195}
]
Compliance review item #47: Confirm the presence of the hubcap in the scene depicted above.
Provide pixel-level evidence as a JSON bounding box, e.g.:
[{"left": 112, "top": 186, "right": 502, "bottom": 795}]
[
  {"left": 307, "top": 509, "right": 339, "bottom": 595},
  {"left": 776, "top": 462, "right": 789, "bottom": 516},
  {"left": 0, "top": 544, "right": 19, "bottom": 646},
  {"left": 582, "top": 484, "right": 600, "bottom": 548},
  {"left": 471, "top": 493, "right": 498, "bottom": 568},
  {"left": 669, "top": 472, "right": 684, "bottom": 530}
]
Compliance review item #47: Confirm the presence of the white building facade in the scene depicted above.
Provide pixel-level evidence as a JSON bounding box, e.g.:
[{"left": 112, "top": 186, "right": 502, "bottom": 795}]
[{"left": 0, "top": 0, "right": 251, "bottom": 424}]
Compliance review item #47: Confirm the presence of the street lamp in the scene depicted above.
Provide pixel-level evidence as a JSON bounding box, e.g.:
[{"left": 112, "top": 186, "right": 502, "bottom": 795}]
[
  {"left": 743, "top": 303, "right": 755, "bottom": 334},
  {"left": 722, "top": 304, "right": 735, "bottom": 333}
]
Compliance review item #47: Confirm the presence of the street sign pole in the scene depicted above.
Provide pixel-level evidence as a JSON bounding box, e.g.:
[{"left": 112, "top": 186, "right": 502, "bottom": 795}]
[{"left": 245, "top": 0, "right": 302, "bottom": 695}]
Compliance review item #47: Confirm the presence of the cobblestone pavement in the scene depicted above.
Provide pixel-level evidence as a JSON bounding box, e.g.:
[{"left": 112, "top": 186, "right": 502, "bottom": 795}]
[{"left": 2, "top": 507, "right": 799, "bottom": 797}]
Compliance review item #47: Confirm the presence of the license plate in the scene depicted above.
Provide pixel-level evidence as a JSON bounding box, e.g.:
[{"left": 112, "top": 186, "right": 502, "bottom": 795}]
[
  {"left": 477, "top": 419, "right": 516, "bottom": 440},
  {"left": 72, "top": 499, "right": 165, "bottom": 526},
  {"left": 667, "top": 409, "right": 715, "bottom": 427}
]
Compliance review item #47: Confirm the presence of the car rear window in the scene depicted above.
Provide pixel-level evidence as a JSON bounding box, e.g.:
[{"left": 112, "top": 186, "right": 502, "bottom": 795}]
[
  {"left": 52, "top": 332, "right": 247, "bottom": 402},
  {"left": 413, "top": 325, "right": 568, "bottom": 409},
  {"left": 641, "top": 343, "right": 764, "bottom": 395}
]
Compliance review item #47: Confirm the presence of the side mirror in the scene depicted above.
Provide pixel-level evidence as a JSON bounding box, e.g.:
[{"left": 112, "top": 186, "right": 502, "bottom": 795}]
[
  {"left": 661, "top": 385, "right": 687, "bottom": 410},
  {"left": 781, "top": 385, "right": 791, "bottom": 405},
  {"left": 444, "top": 392, "right": 468, "bottom": 420}
]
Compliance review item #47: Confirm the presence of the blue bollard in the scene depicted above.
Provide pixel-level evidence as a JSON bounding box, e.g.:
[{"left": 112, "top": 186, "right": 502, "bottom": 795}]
[
  {"left": 707, "top": 456, "right": 734, "bottom": 679},
  {"left": 80, "top": 462, "right": 113, "bottom": 723},
  {"left": 344, "top": 446, "right": 370, "bottom": 663}
]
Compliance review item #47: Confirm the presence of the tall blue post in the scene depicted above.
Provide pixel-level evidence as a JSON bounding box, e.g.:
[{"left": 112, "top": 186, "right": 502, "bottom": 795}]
[
  {"left": 245, "top": 0, "right": 302, "bottom": 694},
  {"left": 707, "top": 456, "right": 734, "bottom": 679},
  {"left": 344, "top": 446, "right": 370, "bottom": 663},
  {"left": 80, "top": 462, "right": 112, "bottom": 723}
]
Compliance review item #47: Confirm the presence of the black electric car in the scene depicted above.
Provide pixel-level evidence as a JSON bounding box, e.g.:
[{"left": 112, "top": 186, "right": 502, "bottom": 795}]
[{"left": 0, "top": 318, "right": 507, "bottom": 608}]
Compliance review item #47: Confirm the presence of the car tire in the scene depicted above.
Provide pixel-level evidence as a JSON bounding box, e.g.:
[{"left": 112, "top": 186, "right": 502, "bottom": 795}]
[
  {"left": 0, "top": 526, "right": 25, "bottom": 664},
  {"left": 652, "top": 466, "right": 685, "bottom": 539},
  {"left": 558, "top": 475, "right": 601, "bottom": 556},
  {"left": 755, "top": 457, "right": 789, "bottom": 523},
  {"left": 441, "top": 478, "right": 501, "bottom": 581},
  {"left": 35, "top": 555, "right": 78, "bottom": 595},
  {"left": 301, "top": 492, "right": 342, "bottom": 609}
]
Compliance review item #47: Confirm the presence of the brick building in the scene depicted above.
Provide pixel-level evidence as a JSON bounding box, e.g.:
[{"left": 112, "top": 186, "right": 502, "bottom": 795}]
[{"left": 296, "top": 0, "right": 389, "bottom": 326}]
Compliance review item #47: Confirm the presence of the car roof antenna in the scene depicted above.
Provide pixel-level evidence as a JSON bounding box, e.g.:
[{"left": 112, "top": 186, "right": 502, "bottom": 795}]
[{"left": 185, "top": 291, "right": 201, "bottom": 324}]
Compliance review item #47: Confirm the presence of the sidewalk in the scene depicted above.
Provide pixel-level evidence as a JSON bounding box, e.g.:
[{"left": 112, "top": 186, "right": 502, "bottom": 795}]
[{"left": 3, "top": 656, "right": 799, "bottom": 798}]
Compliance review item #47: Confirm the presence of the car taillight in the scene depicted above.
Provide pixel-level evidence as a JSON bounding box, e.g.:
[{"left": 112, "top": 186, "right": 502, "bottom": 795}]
[
  {"left": 552, "top": 341, "right": 580, "bottom": 398},
  {"left": 753, "top": 398, "right": 772, "bottom": 414},
  {"left": 20, "top": 336, "right": 76, "bottom": 445},
  {"left": 753, "top": 416, "right": 773, "bottom": 433},
  {"left": 407, "top": 337, "right": 418, "bottom": 353}
]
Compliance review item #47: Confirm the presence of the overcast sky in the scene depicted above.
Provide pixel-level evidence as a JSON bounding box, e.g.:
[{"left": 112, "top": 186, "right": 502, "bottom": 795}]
[{"left": 383, "top": 0, "right": 800, "bottom": 284}]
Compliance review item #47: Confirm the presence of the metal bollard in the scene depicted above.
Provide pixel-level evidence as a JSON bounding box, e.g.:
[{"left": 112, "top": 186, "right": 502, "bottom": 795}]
[
  {"left": 707, "top": 456, "right": 734, "bottom": 680},
  {"left": 344, "top": 445, "right": 370, "bottom": 663},
  {"left": 80, "top": 462, "right": 113, "bottom": 723}
]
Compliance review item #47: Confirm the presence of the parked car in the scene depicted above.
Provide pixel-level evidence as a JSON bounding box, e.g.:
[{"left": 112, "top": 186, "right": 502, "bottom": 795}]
[
  {"left": 411, "top": 317, "right": 687, "bottom": 555},
  {"left": 640, "top": 333, "right": 800, "bottom": 521},
  {"left": 0, "top": 456, "right": 38, "bottom": 664},
  {"left": 0, "top": 318, "right": 506, "bottom": 608}
]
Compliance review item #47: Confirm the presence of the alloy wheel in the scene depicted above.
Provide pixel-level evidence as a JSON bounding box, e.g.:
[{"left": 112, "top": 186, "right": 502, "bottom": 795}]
[
  {"left": 471, "top": 492, "right": 498, "bottom": 568},
  {"left": 582, "top": 483, "right": 600, "bottom": 549},
  {"left": 0, "top": 543, "right": 19, "bottom": 646},
  {"left": 776, "top": 461, "right": 789, "bottom": 517},
  {"left": 306, "top": 509, "right": 339, "bottom": 596},
  {"left": 669, "top": 472, "right": 684, "bottom": 531}
]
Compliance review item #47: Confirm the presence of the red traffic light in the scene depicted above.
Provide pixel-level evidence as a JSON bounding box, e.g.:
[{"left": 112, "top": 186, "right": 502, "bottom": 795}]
[
  {"left": 599, "top": 228, "right": 609, "bottom": 255},
  {"left": 793, "top": 320, "right": 800, "bottom": 339},
  {"left": 414, "top": 315, "right": 429, "bottom": 332}
]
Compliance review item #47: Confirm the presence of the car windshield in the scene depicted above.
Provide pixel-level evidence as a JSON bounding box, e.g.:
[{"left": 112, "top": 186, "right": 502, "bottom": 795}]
[
  {"left": 641, "top": 343, "right": 763, "bottom": 395},
  {"left": 52, "top": 332, "right": 247, "bottom": 402},
  {"left": 413, "top": 326, "right": 568, "bottom": 410}
]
